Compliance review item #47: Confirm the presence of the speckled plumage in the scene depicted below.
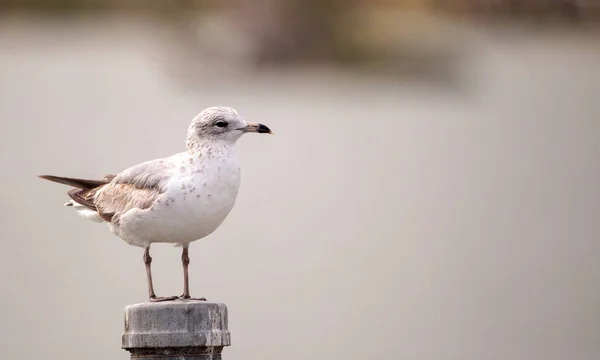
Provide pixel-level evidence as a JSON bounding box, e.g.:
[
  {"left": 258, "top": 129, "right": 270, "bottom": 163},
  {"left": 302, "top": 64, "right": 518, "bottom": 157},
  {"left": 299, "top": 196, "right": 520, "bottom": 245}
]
[
  {"left": 42, "top": 106, "right": 266, "bottom": 248},
  {"left": 40, "top": 106, "right": 271, "bottom": 300}
]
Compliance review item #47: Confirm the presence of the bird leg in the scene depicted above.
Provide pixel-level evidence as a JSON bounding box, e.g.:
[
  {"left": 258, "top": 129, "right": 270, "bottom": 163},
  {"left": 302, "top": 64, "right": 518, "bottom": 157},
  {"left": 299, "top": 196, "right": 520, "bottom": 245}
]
[
  {"left": 180, "top": 245, "right": 206, "bottom": 301},
  {"left": 144, "top": 247, "right": 178, "bottom": 302}
]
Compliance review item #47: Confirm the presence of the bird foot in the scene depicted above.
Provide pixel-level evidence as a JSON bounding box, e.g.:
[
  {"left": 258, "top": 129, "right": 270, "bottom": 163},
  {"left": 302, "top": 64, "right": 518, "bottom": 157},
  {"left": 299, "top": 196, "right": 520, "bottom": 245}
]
[
  {"left": 149, "top": 295, "right": 179, "bottom": 302},
  {"left": 179, "top": 295, "right": 207, "bottom": 301}
]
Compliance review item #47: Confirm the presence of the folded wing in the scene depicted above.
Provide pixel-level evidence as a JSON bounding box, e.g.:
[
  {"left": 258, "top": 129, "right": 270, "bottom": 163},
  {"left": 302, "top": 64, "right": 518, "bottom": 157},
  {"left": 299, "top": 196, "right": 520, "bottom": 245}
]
[{"left": 40, "top": 158, "right": 172, "bottom": 224}]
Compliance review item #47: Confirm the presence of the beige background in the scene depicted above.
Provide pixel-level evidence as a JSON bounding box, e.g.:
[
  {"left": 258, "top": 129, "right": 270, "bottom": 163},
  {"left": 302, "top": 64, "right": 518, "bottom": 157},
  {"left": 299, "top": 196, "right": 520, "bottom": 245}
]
[{"left": 0, "top": 14, "right": 599, "bottom": 360}]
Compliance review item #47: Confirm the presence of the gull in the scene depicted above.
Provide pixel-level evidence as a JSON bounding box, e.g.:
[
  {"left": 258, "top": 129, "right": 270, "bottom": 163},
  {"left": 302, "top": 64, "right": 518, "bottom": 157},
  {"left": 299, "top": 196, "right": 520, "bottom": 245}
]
[{"left": 39, "top": 106, "right": 272, "bottom": 301}]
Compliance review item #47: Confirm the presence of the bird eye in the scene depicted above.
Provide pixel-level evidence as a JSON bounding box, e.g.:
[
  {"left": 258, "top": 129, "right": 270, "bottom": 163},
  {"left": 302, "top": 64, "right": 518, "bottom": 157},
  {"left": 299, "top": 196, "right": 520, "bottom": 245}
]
[{"left": 215, "top": 121, "right": 228, "bottom": 128}]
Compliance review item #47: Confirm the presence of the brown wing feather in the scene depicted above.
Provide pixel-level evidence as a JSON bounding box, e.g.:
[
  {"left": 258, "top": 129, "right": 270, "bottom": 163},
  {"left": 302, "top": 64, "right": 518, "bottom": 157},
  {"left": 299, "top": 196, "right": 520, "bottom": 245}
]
[
  {"left": 91, "top": 159, "right": 171, "bottom": 224},
  {"left": 94, "top": 183, "right": 161, "bottom": 224},
  {"left": 67, "top": 188, "right": 97, "bottom": 210},
  {"left": 66, "top": 187, "right": 115, "bottom": 222},
  {"left": 39, "top": 175, "right": 110, "bottom": 189},
  {"left": 44, "top": 158, "right": 170, "bottom": 224}
]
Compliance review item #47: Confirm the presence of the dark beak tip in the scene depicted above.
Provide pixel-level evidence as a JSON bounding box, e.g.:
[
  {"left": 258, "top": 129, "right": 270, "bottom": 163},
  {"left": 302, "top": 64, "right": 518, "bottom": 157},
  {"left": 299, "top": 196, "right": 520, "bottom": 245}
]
[{"left": 257, "top": 124, "right": 272, "bottom": 134}]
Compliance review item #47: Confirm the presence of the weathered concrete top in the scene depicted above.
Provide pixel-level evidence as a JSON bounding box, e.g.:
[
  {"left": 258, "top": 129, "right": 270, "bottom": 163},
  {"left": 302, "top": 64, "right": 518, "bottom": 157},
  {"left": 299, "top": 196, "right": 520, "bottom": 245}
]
[{"left": 122, "top": 301, "right": 231, "bottom": 351}]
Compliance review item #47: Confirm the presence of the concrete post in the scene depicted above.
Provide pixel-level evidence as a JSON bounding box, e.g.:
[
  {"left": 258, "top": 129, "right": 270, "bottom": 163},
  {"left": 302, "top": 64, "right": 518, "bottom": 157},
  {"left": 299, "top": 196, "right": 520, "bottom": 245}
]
[{"left": 122, "top": 301, "right": 231, "bottom": 360}]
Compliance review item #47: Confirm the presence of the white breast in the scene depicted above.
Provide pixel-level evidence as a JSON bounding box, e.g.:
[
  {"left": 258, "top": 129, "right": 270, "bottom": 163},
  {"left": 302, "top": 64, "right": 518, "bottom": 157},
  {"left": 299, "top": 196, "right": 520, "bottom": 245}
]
[{"left": 116, "top": 150, "right": 241, "bottom": 247}]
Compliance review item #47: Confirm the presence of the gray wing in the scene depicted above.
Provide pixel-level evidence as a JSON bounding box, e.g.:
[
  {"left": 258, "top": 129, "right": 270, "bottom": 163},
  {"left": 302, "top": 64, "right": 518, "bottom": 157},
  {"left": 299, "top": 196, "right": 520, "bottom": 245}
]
[
  {"left": 93, "top": 158, "right": 173, "bottom": 223},
  {"left": 111, "top": 158, "right": 172, "bottom": 189}
]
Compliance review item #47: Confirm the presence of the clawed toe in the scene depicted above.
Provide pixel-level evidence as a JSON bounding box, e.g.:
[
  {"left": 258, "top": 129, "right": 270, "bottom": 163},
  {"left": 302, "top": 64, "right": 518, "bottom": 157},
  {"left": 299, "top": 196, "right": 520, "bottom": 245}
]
[
  {"left": 149, "top": 295, "right": 179, "bottom": 302},
  {"left": 179, "top": 295, "right": 207, "bottom": 301}
]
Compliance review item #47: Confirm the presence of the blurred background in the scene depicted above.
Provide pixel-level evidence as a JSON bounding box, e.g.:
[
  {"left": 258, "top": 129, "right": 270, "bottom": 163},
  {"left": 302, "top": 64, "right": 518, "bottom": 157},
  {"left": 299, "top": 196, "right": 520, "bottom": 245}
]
[{"left": 0, "top": 1, "right": 599, "bottom": 359}]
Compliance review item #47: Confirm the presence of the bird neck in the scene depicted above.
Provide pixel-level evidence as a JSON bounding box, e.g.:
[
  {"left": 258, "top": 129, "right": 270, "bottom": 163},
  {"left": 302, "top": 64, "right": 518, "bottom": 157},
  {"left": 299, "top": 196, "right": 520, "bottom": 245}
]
[{"left": 186, "top": 137, "right": 236, "bottom": 158}]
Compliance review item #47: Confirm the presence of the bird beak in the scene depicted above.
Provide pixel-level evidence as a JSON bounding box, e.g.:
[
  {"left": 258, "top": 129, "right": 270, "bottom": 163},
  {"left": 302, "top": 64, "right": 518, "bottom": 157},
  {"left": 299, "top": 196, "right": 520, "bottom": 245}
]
[{"left": 243, "top": 122, "right": 273, "bottom": 134}]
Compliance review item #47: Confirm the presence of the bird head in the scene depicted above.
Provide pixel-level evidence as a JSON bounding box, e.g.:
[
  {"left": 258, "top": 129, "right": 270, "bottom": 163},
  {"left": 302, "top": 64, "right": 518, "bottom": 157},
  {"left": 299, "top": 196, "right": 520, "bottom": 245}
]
[{"left": 187, "top": 106, "right": 272, "bottom": 148}]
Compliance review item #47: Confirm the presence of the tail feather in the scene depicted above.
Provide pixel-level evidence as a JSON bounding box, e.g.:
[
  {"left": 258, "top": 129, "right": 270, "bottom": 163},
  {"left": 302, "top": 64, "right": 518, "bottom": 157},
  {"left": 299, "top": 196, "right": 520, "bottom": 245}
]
[
  {"left": 39, "top": 174, "right": 111, "bottom": 224},
  {"left": 38, "top": 175, "right": 110, "bottom": 190}
]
